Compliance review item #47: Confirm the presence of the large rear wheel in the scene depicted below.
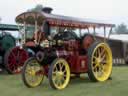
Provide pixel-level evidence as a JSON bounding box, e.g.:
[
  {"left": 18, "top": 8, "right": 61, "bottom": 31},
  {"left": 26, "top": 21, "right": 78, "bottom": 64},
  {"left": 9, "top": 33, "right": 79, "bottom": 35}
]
[
  {"left": 87, "top": 42, "right": 112, "bottom": 82},
  {"left": 48, "top": 58, "right": 70, "bottom": 90},
  {"left": 4, "top": 47, "right": 28, "bottom": 74},
  {"left": 22, "top": 57, "right": 44, "bottom": 88}
]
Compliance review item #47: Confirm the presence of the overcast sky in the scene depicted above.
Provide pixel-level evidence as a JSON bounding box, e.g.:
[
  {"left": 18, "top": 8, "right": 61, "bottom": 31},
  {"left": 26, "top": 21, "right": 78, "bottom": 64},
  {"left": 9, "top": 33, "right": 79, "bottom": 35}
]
[{"left": 0, "top": 0, "right": 128, "bottom": 25}]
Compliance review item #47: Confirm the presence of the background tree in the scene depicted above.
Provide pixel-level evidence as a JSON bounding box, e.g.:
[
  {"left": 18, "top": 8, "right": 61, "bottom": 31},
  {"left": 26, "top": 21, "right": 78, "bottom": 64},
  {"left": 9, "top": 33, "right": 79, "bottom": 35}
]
[
  {"left": 27, "top": 4, "right": 43, "bottom": 12},
  {"left": 115, "top": 23, "right": 128, "bottom": 34},
  {"left": 0, "top": 17, "right": 1, "bottom": 23}
]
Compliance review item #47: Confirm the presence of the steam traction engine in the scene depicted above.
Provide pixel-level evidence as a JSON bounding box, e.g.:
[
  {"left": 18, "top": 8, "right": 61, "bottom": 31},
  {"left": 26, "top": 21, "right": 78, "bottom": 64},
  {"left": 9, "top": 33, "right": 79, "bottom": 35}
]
[
  {"left": 16, "top": 7, "right": 115, "bottom": 89},
  {"left": 0, "top": 32, "right": 28, "bottom": 74}
]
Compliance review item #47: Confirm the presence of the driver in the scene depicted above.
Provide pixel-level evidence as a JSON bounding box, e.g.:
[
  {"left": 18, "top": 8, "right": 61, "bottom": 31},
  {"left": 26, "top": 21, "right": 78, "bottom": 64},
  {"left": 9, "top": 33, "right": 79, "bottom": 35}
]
[{"left": 34, "top": 29, "right": 46, "bottom": 44}]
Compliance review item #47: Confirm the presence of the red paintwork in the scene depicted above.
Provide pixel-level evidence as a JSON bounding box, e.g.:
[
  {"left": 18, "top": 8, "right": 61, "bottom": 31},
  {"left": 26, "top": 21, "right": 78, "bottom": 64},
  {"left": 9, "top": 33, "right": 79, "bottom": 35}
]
[
  {"left": 25, "top": 41, "right": 36, "bottom": 47},
  {"left": 55, "top": 40, "right": 88, "bottom": 74},
  {"left": 6, "top": 47, "right": 28, "bottom": 74},
  {"left": 68, "top": 56, "right": 88, "bottom": 73},
  {"left": 24, "top": 31, "right": 91, "bottom": 74}
]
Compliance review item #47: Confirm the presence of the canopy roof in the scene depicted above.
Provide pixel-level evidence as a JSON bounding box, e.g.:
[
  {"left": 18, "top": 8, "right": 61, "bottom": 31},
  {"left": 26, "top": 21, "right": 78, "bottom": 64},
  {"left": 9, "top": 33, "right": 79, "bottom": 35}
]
[
  {"left": 0, "top": 24, "right": 34, "bottom": 32},
  {"left": 16, "top": 11, "right": 115, "bottom": 28},
  {"left": 0, "top": 24, "right": 19, "bottom": 31}
]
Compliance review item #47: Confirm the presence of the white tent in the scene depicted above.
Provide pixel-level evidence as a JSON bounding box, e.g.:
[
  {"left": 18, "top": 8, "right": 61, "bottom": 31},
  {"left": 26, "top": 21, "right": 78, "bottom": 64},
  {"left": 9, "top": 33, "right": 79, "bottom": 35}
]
[{"left": 110, "top": 34, "right": 128, "bottom": 42}]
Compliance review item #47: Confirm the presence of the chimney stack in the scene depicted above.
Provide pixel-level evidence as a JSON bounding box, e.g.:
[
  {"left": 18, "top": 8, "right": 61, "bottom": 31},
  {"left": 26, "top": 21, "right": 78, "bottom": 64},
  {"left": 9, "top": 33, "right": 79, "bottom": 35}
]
[{"left": 42, "top": 7, "right": 53, "bottom": 14}]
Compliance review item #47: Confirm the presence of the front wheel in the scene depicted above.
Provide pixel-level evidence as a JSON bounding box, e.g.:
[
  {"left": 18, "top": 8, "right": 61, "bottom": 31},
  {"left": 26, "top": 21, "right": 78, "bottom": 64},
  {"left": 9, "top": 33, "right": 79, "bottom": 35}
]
[
  {"left": 22, "top": 57, "right": 44, "bottom": 88},
  {"left": 87, "top": 42, "right": 112, "bottom": 82},
  {"left": 48, "top": 58, "right": 70, "bottom": 90}
]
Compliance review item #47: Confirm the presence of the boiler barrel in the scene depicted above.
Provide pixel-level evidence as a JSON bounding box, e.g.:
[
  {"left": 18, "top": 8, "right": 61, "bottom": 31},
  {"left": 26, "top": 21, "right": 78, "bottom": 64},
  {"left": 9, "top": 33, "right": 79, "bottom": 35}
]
[{"left": 0, "top": 34, "right": 16, "bottom": 52}]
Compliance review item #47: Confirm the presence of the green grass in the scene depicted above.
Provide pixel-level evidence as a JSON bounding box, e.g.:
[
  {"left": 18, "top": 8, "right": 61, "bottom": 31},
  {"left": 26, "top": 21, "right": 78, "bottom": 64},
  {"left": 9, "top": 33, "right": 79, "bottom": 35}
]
[{"left": 0, "top": 66, "right": 128, "bottom": 96}]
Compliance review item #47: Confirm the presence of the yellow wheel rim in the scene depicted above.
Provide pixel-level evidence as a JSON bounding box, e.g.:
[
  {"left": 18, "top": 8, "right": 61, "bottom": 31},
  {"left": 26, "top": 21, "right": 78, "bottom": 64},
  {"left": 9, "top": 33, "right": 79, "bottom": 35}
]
[
  {"left": 52, "top": 59, "right": 70, "bottom": 90},
  {"left": 91, "top": 43, "right": 112, "bottom": 81},
  {"left": 25, "top": 59, "right": 44, "bottom": 87}
]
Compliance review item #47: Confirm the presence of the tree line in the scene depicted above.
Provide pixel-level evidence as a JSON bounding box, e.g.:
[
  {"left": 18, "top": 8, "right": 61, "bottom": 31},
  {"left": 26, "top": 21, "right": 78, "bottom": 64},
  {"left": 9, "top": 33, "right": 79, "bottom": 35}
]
[{"left": 114, "top": 23, "right": 128, "bottom": 34}]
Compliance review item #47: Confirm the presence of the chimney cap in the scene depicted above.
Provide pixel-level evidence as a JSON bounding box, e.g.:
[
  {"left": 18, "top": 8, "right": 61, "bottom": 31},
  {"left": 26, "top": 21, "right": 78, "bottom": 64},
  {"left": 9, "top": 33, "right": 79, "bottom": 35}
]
[{"left": 42, "top": 7, "right": 53, "bottom": 14}]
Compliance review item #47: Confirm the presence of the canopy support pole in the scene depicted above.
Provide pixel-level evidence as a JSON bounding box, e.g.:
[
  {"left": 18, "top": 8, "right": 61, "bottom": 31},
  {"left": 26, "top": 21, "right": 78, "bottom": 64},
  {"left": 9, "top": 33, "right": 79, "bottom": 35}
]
[
  {"left": 20, "top": 13, "right": 26, "bottom": 48},
  {"left": 87, "top": 27, "right": 90, "bottom": 34},
  {"left": 104, "top": 26, "right": 106, "bottom": 42},
  {"left": 34, "top": 13, "right": 38, "bottom": 44},
  {"left": 108, "top": 27, "right": 113, "bottom": 39},
  {"left": 93, "top": 26, "right": 96, "bottom": 40},
  {"left": 79, "top": 29, "right": 82, "bottom": 37}
]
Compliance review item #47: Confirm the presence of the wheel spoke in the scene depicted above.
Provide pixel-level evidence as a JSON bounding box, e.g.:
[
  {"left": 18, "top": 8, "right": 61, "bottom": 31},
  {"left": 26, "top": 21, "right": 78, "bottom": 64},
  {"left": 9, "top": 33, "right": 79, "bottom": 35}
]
[
  {"left": 96, "top": 66, "right": 103, "bottom": 77},
  {"left": 92, "top": 65, "right": 97, "bottom": 71},
  {"left": 94, "top": 69, "right": 98, "bottom": 77},
  {"left": 101, "top": 54, "right": 106, "bottom": 61},
  {"left": 95, "top": 49, "right": 98, "bottom": 57},
  {"left": 93, "top": 56, "right": 98, "bottom": 60},
  {"left": 59, "top": 79, "right": 63, "bottom": 86},
  {"left": 62, "top": 76, "right": 66, "bottom": 81},
  {"left": 59, "top": 63, "right": 64, "bottom": 71},
  {"left": 54, "top": 66, "right": 58, "bottom": 72},
  {"left": 17, "top": 50, "right": 20, "bottom": 58},
  {"left": 58, "top": 63, "right": 61, "bottom": 71},
  {"left": 100, "top": 69, "right": 104, "bottom": 76},
  {"left": 60, "top": 63, "right": 64, "bottom": 70},
  {"left": 11, "top": 51, "right": 16, "bottom": 59},
  {"left": 63, "top": 74, "right": 67, "bottom": 78},
  {"left": 55, "top": 79, "right": 60, "bottom": 86},
  {"left": 101, "top": 60, "right": 108, "bottom": 65},
  {"left": 100, "top": 48, "right": 105, "bottom": 57},
  {"left": 98, "top": 48, "right": 101, "bottom": 58},
  {"left": 58, "top": 80, "right": 63, "bottom": 86},
  {"left": 63, "top": 69, "right": 67, "bottom": 74}
]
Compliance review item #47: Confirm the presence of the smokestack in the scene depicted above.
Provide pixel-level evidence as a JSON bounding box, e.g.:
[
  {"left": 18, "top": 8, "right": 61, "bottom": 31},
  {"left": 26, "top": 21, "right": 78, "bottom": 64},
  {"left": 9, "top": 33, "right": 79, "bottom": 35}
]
[{"left": 42, "top": 7, "right": 53, "bottom": 14}]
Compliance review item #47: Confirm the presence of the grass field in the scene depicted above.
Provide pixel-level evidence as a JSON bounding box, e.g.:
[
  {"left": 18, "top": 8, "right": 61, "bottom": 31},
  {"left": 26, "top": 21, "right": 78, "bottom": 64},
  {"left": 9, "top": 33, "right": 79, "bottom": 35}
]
[{"left": 0, "top": 66, "right": 128, "bottom": 96}]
